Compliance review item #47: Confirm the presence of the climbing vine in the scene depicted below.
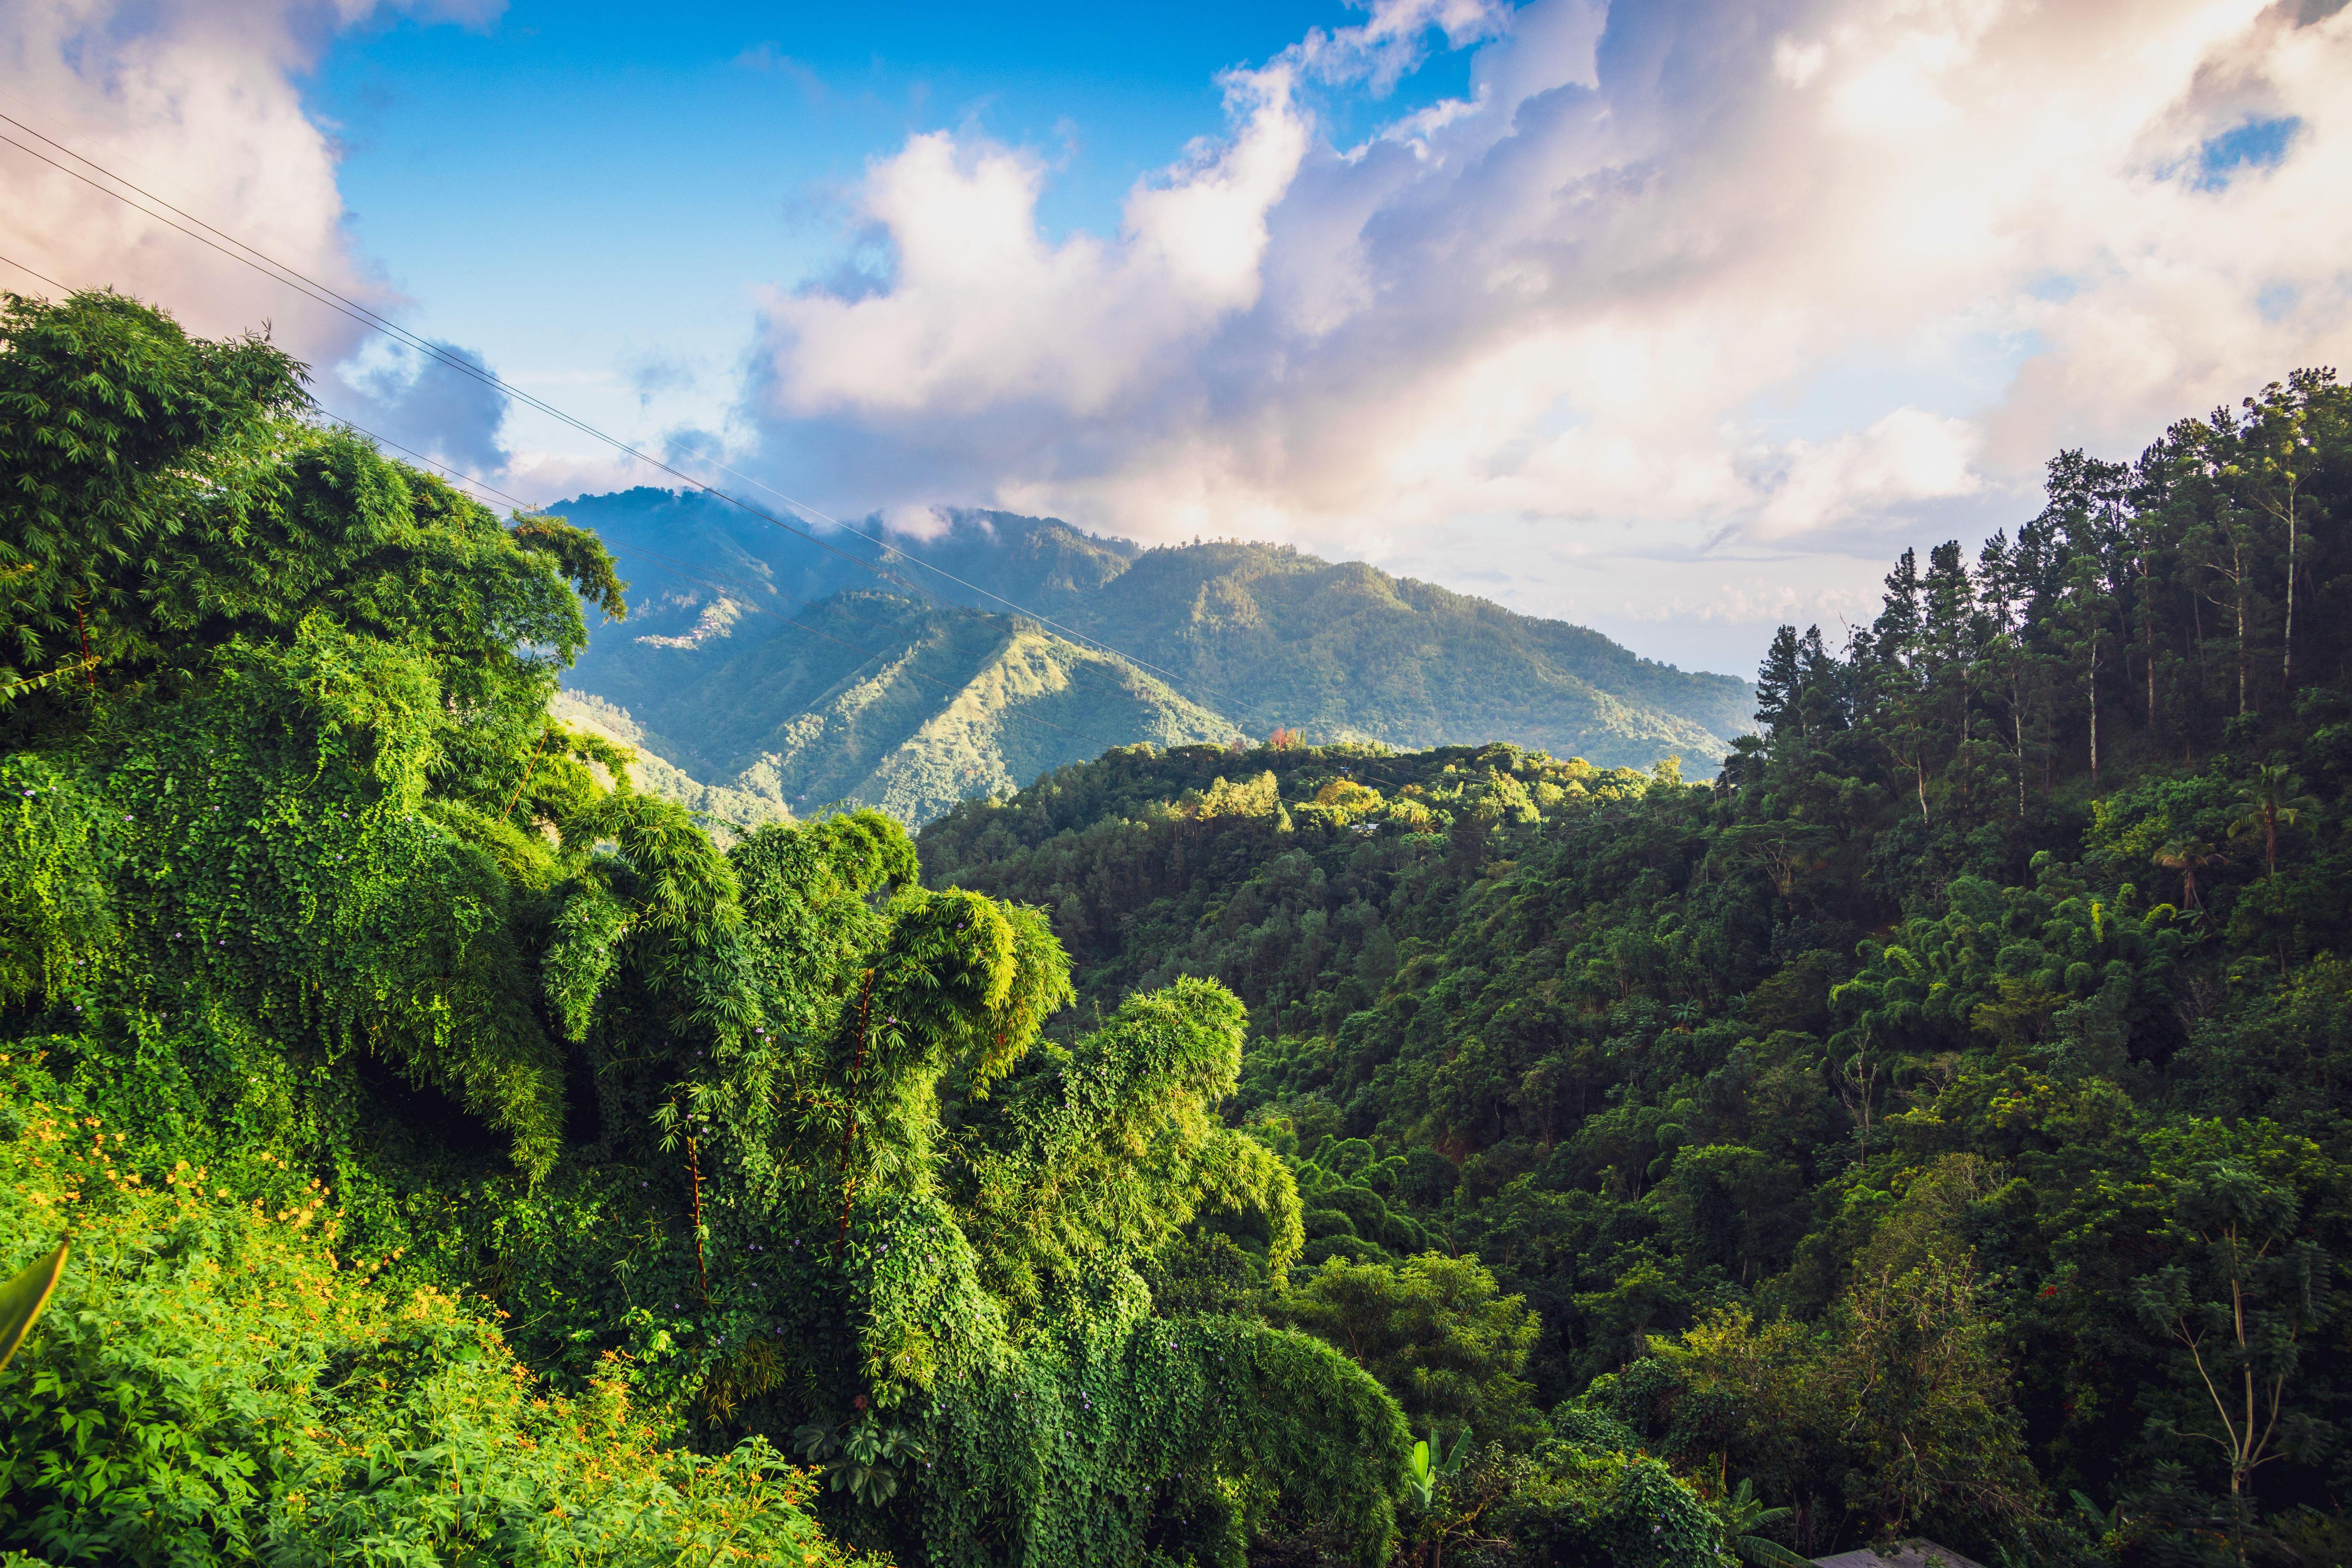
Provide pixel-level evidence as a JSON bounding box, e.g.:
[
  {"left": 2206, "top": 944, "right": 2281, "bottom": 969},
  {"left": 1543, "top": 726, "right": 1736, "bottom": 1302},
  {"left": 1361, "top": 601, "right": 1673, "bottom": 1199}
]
[{"left": 0, "top": 291, "right": 1442, "bottom": 1568}]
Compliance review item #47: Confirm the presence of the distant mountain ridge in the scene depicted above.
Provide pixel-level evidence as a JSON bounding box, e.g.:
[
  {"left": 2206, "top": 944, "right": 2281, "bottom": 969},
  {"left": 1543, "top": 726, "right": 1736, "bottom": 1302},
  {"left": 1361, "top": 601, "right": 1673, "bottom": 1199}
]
[
  {"left": 571, "top": 587, "right": 1236, "bottom": 823},
  {"left": 555, "top": 489, "right": 1754, "bottom": 823}
]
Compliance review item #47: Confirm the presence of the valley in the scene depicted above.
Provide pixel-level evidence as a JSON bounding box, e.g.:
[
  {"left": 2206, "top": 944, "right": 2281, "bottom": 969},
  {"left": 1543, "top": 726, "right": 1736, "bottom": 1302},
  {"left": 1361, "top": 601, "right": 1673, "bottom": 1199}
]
[
  {"left": 555, "top": 489, "right": 1755, "bottom": 824},
  {"left": 8, "top": 292, "right": 2351, "bottom": 1568}
]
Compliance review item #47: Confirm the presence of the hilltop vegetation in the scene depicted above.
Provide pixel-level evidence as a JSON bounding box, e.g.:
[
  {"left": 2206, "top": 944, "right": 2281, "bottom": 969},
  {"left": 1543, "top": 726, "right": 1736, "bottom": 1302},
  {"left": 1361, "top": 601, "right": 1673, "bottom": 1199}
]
[
  {"left": 13, "top": 286, "right": 2352, "bottom": 1568},
  {"left": 557, "top": 491, "right": 1752, "bottom": 824},
  {"left": 0, "top": 292, "right": 1743, "bottom": 1568},
  {"left": 552, "top": 689, "right": 795, "bottom": 835},
  {"left": 921, "top": 370, "right": 2352, "bottom": 1561},
  {"left": 569, "top": 582, "right": 1238, "bottom": 824},
  {"left": 1024, "top": 534, "right": 1753, "bottom": 761}
]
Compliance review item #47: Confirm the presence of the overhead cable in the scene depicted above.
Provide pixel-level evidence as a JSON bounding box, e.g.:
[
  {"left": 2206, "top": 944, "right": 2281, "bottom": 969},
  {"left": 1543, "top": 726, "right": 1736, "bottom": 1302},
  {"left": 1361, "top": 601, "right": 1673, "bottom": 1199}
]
[
  {"left": 311, "top": 408, "right": 1143, "bottom": 760},
  {"left": 0, "top": 108, "right": 1235, "bottom": 711},
  {"left": 0, "top": 250, "right": 66, "bottom": 291}
]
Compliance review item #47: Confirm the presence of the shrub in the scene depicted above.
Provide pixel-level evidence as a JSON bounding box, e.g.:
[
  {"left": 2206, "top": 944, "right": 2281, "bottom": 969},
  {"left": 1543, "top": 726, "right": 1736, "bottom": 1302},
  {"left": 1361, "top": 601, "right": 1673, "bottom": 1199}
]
[{"left": 0, "top": 1086, "right": 865, "bottom": 1568}]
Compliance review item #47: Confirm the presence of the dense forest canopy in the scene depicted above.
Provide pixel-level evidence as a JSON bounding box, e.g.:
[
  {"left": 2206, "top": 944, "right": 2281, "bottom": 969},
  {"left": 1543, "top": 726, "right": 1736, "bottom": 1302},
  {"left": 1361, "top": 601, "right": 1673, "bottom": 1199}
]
[
  {"left": 553, "top": 488, "right": 1755, "bottom": 826},
  {"left": 7, "top": 288, "right": 2352, "bottom": 1568},
  {"left": 920, "top": 368, "right": 2352, "bottom": 1562},
  {"left": 0, "top": 294, "right": 1720, "bottom": 1568}
]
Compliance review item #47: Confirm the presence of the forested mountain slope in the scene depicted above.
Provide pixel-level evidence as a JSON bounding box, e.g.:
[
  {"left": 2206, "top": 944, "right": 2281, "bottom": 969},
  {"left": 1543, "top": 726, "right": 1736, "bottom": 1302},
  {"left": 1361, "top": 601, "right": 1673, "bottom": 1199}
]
[
  {"left": 0, "top": 293, "right": 1744, "bottom": 1568},
  {"left": 922, "top": 371, "right": 2352, "bottom": 1563},
  {"left": 548, "top": 689, "right": 794, "bottom": 834},
  {"left": 565, "top": 583, "right": 1238, "bottom": 822},
  {"left": 1040, "top": 539, "right": 1754, "bottom": 759},
  {"left": 19, "top": 287, "right": 2352, "bottom": 1568},
  {"left": 556, "top": 491, "right": 1753, "bottom": 818}
]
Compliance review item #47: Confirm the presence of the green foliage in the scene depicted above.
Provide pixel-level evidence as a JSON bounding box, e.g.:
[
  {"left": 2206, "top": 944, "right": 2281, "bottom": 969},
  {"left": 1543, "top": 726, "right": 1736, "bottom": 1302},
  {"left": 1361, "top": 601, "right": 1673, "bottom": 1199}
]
[
  {"left": 509, "top": 514, "right": 628, "bottom": 623},
  {"left": 0, "top": 1091, "right": 856, "bottom": 1568},
  {"left": 0, "top": 293, "right": 1438, "bottom": 1568},
  {"left": 1, "top": 618, "right": 577, "bottom": 1179},
  {"left": 947, "top": 975, "right": 1302, "bottom": 1327},
  {"left": 1476, "top": 1446, "right": 1732, "bottom": 1568},
  {"left": 1407, "top": 1424, "right": 1473, "bottom": 1508},
  {"left": 917, "top": 366, "right": 2352, "bottom": 1559},
  {"left": 1278, "top": 1252, "right": 1543, "bottom": 1450},
  {"left": 914, "top": 1315, "right": 1408, "bottom": 1568},
  {"left": 17, "top": 293, "right": 2352, "bottom": 1565},
  {"left": 2112, "top": 1120, "right": 2340, "bottom": 1500},
  {"left": 0, "top": 288, "right": 310, "bottom": 709},
  {"left": 1713, "top": 1479, "right": 1808, "bottom": 1568},
  {"left": 0, "top": 1243, "right": 66, "bottom": 1373}
]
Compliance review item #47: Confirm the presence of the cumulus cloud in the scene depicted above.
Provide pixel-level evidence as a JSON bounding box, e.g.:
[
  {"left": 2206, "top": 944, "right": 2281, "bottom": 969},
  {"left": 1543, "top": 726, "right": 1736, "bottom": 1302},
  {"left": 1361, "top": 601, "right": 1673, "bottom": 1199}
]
[
  {"left": 10, "top": 0, "right": 2349, "bottom": 671},
  {"left": 755, "top": 63, "right": 1310, "bottom": 419},
  {"left": 0, "top": 0, "right": 516, "bottom": 482},
  {"left": 745, "top": 0, "right": 2352, "bottom": 665},
  {"left": 343, "top": 338, "right": 514, "bottom": 476},
  {"left": 881, "top": 503, "right": 958, "bottom": 542},
  {"left": 1752, "top": 409, "right": 1985, "bottom": 543}
]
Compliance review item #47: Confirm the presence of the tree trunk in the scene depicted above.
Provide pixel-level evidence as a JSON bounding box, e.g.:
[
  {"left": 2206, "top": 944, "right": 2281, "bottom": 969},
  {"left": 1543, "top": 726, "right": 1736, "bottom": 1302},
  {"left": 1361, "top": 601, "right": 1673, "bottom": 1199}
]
[
  {"left": 2282, "top": 481, "right": 2297, "bottom": 696},
  {"left": 2193, "top": 586, "right": 2208, "bottom": 705},
  {"left": 2088, "top": 633, "right": 2101, "bottom": 796},
  {"left": 2235, "top": 535, "right": 2249, "bottom": 716},
  {"left": 1956, "top": 658, "right": 1971, "bottom": 811},
  {"left": 2013, "top": 669, "right": 2027, "bottom": 821}
]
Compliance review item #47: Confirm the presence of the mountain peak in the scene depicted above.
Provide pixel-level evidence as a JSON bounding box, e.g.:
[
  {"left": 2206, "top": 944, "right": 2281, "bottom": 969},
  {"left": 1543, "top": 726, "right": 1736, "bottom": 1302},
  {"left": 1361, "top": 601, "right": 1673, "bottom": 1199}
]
[{"left": 551, "top": 489, "right": 1754, "bottom": 822}]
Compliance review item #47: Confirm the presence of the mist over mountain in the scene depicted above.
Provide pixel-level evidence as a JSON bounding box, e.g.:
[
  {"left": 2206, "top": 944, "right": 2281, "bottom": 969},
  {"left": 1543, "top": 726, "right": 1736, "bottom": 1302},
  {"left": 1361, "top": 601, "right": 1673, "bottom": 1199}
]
[
  {"left": 19, "top": 283, "right": 2352, "bottom": 1568},
  {"left": 556, "top": 488, "right": 1755, "bottom": 822}
]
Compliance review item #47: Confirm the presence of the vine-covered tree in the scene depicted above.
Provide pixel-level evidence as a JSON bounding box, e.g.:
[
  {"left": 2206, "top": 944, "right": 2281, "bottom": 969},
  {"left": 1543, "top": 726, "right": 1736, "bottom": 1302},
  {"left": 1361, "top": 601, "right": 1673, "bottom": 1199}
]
[{"left": 0, "top": 291, "right": 1436, "bottom": 1568}]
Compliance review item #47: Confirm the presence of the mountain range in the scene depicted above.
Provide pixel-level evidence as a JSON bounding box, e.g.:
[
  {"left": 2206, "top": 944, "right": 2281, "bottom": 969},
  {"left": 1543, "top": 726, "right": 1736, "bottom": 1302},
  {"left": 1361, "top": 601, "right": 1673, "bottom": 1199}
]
[{"left": 553, "top": 488, "right": 1756, "bottom": 824}]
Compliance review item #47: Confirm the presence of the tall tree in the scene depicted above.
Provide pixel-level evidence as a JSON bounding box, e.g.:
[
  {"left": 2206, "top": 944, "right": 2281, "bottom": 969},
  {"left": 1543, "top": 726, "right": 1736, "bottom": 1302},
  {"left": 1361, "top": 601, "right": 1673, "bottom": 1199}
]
[
  {"left": 1871, "top": 549, "right": 1934, "bottom": 823},
  {"left": 1755, "top": 626, "right": 1805, "bottom": 741}
]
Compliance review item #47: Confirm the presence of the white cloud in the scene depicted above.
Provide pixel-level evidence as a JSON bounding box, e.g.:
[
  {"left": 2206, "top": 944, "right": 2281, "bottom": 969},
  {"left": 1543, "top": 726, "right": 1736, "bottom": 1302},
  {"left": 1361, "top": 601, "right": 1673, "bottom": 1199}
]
[
  {"left": 1753, "top": 408, "right": 1985, "bottom": 542},
  {"left": 755, "top": 61, "right": 1310, "bottom": 420},
  {"left": 744, "top": 0, "right": 2352, "bottom": 667},
  {"left": 0, "top": 0, "right": 516, "bottom": 482},
  {"left": 13, "top": 0, "right": 2349, "bottom": 674},
  {"left": 506, "top": 448, "right": 652, "bottom": 510},
  {"left": 1774, "top": 36, "right": 1829, "bottom": 89},
  {"left": 1293, "top": 0, "right": 1515, "bottom": 93},
  {"left": 881, "top": 502, "right": 956, "bottom": 542}
]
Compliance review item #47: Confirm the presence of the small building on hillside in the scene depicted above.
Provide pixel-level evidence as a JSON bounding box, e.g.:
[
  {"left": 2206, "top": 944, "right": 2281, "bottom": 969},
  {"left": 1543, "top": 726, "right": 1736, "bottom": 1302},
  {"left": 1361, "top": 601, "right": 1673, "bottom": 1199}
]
[{"left": 1812, "top": 1543, "right": 1987, "bottom": 1568}]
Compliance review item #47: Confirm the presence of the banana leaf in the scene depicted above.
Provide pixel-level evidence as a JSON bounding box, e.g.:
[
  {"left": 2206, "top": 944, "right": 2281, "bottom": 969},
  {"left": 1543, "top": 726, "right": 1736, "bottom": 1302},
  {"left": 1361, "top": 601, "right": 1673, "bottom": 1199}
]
[{"left": 0, "top": 1242, "right": 69, "bottom": 1372}]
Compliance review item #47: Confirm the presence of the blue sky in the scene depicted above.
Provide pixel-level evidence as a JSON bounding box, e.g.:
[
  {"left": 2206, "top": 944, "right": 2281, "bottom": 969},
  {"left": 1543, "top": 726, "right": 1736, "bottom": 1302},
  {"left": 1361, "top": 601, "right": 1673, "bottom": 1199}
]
[
  {"left": 7, "top": 0, "right": 2349, "bottom": 675},
  {"left": 306, "top": 0, "right": 1475, "bottom": 448}
]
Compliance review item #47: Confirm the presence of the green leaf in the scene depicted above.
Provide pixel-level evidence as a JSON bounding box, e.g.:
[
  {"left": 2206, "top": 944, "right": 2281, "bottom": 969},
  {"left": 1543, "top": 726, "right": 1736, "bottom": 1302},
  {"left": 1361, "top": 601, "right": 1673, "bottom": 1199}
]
[{"left": 0, "top": 1241, "right": 69, "bottom": 1372}]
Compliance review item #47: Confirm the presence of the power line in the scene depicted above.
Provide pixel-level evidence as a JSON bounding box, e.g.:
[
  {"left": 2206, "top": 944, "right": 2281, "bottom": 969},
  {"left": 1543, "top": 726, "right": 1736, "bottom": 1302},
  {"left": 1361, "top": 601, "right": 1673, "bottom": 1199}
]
[
  {"left": 0, "top": 108, "right": 1236, "bottom": 711},
  {"left": 309, "top": 407, "right": 1143, "bottom": 755},
  {"left": 0, "top": 119, "right": 999, "bottom": 618},
  {"left": 311, "top": 408, "right": 548, "bottom": 514},
  {"left": 306, "top": 407, "right": 1145, "bottom": 761},
  {"left": 0, "top": 250, "right": 66, "bottom": 291},
  {"left": 300, "top": 413, "right": 957, "bottom": 677},
  {"left": 679, "top": 453, "right": 1233, "bottom": 702},
  {"left": 9, "top": 228, "right": 1232, "bottom": 799}
]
